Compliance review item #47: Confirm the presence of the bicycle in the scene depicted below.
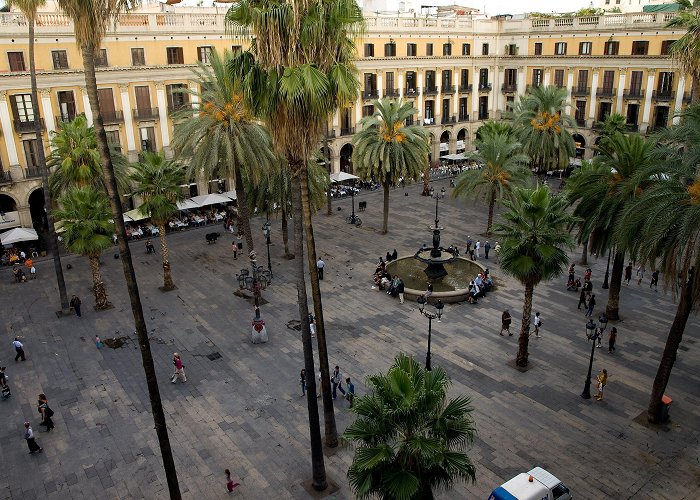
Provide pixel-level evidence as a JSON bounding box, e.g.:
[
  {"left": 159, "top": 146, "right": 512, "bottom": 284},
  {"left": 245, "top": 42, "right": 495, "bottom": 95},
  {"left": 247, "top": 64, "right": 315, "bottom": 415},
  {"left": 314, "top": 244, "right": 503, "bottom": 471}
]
[{"left": 345, "top": 214, "right": 362, "bottom": 227}]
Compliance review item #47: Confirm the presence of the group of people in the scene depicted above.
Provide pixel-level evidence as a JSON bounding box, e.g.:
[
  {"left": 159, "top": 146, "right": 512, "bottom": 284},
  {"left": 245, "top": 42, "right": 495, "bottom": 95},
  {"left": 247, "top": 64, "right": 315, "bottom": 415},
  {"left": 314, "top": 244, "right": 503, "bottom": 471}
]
[
  {"left": 467, "top": 270, "right": 493, "bottom": 304},
  {"left": 2, "top": 247, "right": 31, "bottom": 266},
  {"left": 11, "top": 258, "right": 36, "bottom": 283},
  {"left": 168, "top": 209, "right": 227, "bottom": 232},
  {"left": 372, "top": 257, "right": 392, "bottom": 290},
  {"left": 464, "top": 236, "right": 499, "bottom": 262},
  {"left": 299, "top": 365, "right": 356, "bottom": 407}
]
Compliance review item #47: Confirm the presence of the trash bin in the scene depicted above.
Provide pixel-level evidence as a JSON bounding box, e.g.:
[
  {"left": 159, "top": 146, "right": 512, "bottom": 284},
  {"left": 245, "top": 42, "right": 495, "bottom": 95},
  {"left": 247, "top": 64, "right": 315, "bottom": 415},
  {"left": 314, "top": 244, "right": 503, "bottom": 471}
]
[{"left": 659, "top": 394, "right": 672, "bottom": 422}]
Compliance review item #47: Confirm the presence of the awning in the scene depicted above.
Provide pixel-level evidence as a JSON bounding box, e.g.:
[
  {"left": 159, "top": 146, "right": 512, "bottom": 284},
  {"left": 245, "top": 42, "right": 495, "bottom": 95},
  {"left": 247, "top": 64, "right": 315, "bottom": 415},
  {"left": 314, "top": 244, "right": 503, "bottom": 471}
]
[
  {"left": 221, "top": 190, "right": 238, "bottom": 200},
  {"left": 124, "top": 208, "right": 149, "bottom": 222},
  {"left": 177, "top": 199, "right": 200, "bottom": 210},
  {"left": 0, "top": 227, "right": 38, "bottom": 245},
  {"left": 439, "top": 143, "right": 449, "bottom": 151},
  {"left": 443, "top": 153, "right": 466, "bottom": 161},
  {"left": 329, "top": 172, "right": 360, "bottom": 183},
  {"left": 456, "top": 140, "right": 465, "bottom": 149},
  {"left": 189, "top": 193, "right": 232, "bottom": 207}
]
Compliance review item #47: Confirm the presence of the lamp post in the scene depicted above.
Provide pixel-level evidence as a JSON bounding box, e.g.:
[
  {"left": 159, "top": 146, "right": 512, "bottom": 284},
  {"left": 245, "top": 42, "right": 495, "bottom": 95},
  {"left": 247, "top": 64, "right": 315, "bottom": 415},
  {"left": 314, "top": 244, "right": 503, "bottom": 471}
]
[
  {"left": 262, "top": 219, "right": 273, "bottom": 279},
  {"left": 236, "top": 251, "right": 272, "bottom": 344},
  {"left": 581, "top": 320, "right": 600, "bottom": 399},
  {"left": 416, "top": 296, "right": 444, "bottom": 371},
  {"left": 602, "top": 249, "right": 611, "bottom": 289}
]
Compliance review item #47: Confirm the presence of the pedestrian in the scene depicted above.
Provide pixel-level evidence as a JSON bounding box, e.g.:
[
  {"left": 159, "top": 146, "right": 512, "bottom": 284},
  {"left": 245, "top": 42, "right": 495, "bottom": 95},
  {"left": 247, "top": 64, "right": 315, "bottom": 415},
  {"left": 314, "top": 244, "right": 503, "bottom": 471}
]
[
  {"left": 236, "top": 233, "right": 243, "bottom": 251},
  {"left": 624, "top": 262, "right": 633, "bottom": 285},
  {"left": 345, "top": 377, "right": 355, "bottom": 407},
  {"left": 316, "top": 257, "right": 325, "bottom": 280},
  {"left": 12, "top": 337, "right": 26, "bottom": 362},
  {"left": 0, "top": 366, "right": 6, "bottom": 388},
  {"left": 395, "top": 276, "right": 405, "bottom": 304},
  {"left": 500, "top": 310, "right": 512, "bottom": 336},
  {"left": 95, "top": 335, "right": 102, "bottom": 349},
  {"left": 637, "top": 266, "right": 646, "bottom": 285},
  {"left": 584, "top": 268, "right": 592, "bottom": 282},
  {"left": 608, "top": 327, "right": 617, "bottom": 354},
  {"left": 494, "top": 241, "right": 502, "bottom": 263},
  {"left": 231, "top": 240, "right": 238, "bottom": 259},
  {"left": 23, "top": 422, "right": 42, "bottom": 454},
  {"left": 596, "top": 369, "right": 608, "bottom": 401},
  {"left": 225, "top": 469, "right": 240, "bottom": 492},
  {"left": 70, "top": 295, "right": 82, "bottom": 318},
  {"left": 331, "top": 365, "right": 345, "bottom": 400},
  {"left": 38, "top": 393, "right": 55, "bottom": 432},
  {"left": 568, "top": 263, "right": 576, "bottom": 283},
  {"left": 650, "top": 270, "right": 659, "bottom": 290},
  {"left": 422, "top": 280, "right": 433, "bottom": 300},
  {"left": 533, "top": 312, "right": 542, "bottom": 338},
  {"left": 171, "top": 353, "right": 187, "bottom": 384},
  {"left": 299, "top": 368, "right": 306, "bottom": 397},
  {"left": 316, "top": 370, "right": 322, "bottom": 398},
  {"left": 308, "top": 314, "right": 316, "bottom": 338},
  {"left": 577, "top": 287, "right": 588, "bottom": 310},
  {"left": 585, "top": 295, "right": 596, "bottom": 317},
  {"left": 484, "top": 241, "right": 491, "bottom": 259},
  {"left": 475, "top": 240, "right": 481, "bottom": 259},
  {"left": 583, "top": 278, "right": 593, "bottom": 300},
  {"left": 466, "top": 235, "right": 472, "bottom": 254}
]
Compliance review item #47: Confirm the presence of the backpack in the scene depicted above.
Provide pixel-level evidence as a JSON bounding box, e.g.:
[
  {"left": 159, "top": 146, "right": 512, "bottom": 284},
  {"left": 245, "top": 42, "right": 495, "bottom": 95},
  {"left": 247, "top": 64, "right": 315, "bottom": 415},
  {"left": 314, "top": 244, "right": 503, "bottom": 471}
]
[{"left": 45, "top": 406, "right": 54, "bottom": 417}]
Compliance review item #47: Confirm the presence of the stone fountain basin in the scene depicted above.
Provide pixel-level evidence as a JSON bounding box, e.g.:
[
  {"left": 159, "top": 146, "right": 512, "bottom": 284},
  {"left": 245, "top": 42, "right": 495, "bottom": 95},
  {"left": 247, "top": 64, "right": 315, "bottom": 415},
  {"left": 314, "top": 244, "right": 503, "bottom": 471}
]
[{"left": 385, "top": 256, "right": 487, "bottom": 304}]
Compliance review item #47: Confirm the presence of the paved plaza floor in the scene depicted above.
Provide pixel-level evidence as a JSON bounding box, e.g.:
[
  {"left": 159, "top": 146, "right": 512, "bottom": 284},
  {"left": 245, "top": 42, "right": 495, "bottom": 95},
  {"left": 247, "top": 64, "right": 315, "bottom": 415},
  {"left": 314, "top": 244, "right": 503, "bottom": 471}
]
[{"left": 1, "top": 179, "right": 698, "bottom": 499}]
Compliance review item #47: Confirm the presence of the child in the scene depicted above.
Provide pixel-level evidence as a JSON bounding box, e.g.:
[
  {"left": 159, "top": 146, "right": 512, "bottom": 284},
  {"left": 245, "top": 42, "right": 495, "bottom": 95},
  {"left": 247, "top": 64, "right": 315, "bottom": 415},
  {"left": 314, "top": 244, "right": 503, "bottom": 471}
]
[
  {"left": 225, "top": 469, "right": 240, "bottom": 492},
  {"left": 95, "top": 336, "right": 102, "bottom": 349}
]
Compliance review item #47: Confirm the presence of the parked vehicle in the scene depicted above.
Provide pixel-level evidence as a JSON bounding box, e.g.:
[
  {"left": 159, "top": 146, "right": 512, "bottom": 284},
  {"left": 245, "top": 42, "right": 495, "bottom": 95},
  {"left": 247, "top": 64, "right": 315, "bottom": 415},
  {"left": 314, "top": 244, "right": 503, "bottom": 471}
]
[{"left": 489, "top": 467, "right": 572, "bottom": 500}]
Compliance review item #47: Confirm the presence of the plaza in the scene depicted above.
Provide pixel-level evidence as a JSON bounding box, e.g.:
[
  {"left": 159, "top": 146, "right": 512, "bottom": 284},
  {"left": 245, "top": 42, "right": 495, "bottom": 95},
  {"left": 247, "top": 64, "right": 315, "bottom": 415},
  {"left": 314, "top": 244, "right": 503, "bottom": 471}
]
[{"left": 1, "top": 180, "right": 698, "bottom": 499}]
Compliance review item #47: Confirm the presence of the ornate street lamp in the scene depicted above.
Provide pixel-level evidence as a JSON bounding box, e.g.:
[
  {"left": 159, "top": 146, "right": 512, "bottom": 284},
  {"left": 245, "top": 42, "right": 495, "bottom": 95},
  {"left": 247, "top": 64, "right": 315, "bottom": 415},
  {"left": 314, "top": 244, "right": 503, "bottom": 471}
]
[
  {"left": 416, "top": 296, "right": 444, "bottom": 371},
  {"left": 236, "top": 250, "right": 272, "bottom": 344},
  {"left": 581, "top": 319, "right": 600, "bottom": 399}
]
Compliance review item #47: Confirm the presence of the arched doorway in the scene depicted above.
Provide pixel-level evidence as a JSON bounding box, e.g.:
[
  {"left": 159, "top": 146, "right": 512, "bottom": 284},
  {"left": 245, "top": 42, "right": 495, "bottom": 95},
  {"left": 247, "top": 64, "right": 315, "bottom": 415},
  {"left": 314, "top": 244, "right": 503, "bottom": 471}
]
[
  {"left": 439, "top": 130, "right": 450, "bottom": 157},
  {"left": 28, "top": 188, "right": 47, "bottom": 233},
  {"left": 572, "top": 133, "right": 586, "bottom": 159},
  {"left": 319, "top": 146, "right": 332, "bottom": 173},
  {"left": 340, "top": 143, "right": 353, "bottom": 174},
  {"left": 456, "top": 128, "right": 467, "bottom": 153},
  {"left": 0, "top": 193, "right": 20, "bottom": 231}
]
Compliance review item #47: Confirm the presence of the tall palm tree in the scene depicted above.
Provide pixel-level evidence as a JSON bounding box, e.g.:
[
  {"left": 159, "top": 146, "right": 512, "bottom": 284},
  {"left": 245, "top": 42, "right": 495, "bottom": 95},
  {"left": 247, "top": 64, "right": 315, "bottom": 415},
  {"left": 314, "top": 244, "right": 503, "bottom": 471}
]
[
  {"left": 495, "top": 185, "right": 578, "bottom": 367},
  {"left": 171, "top": 48, "right": 275, "bottom": 254},
  {"left": 595, "top": 112, "right": 628, "bottom": 143},
  {"left": 53, "top": 188, "right": 113, "bottom": 309},
  {"left": 618, "top": 104, "right": 700, "bottom": 423},
  {"left": 511, "top": 85, "right": 576, "bottom": 174},
  {"left": 667, "top": 0, "right": 700, "bottom": 103},
  {"left": 227, "top": 0, "right": 363, "bottom": 478},
  {"left": 56, "top": 0, "right": 181, "bottom": 496},
  {"left": 7, "top": 0, "right": 70, "bottom": 312},
  {"left": 130, "top": 152, "right": 185, "bottom": 291},
  {"left": 475, "top": 119, "right": 514, "bottom": 140},
  {"left": 452, "top": 132, "right": 530, "bottom": 234},
  {"left": 343, "top": 354, "right": 477, "bottom": 499},
  {"left": 352, "top": 99, "right": 430, "bottom": 234}
]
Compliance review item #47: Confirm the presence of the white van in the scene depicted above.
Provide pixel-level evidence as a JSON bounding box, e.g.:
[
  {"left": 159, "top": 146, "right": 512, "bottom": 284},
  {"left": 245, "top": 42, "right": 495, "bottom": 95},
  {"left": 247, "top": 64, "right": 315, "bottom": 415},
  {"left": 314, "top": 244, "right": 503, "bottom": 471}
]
[{"left": 488, "top": 467, "right": 572, "bottom": 500}]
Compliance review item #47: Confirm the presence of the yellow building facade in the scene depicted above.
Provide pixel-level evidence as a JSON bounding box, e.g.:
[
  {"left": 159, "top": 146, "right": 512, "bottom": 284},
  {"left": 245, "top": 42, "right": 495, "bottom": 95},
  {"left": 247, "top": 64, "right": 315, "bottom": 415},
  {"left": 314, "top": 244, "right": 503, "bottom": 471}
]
[{"left": 0, "top": 8, "right": 691, "bottom": 230}]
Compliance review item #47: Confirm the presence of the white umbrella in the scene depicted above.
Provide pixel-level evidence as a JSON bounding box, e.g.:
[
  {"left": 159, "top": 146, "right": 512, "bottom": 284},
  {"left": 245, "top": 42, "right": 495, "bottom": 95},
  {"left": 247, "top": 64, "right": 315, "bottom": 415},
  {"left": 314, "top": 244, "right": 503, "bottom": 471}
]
[
  {"left": 177, "top": 199, "right": 200, "bottom": 210},
  {"left": 0, "top": 227, "right": 38, "bottom": 245},
  {"left": 124, "top": 208, "right": 149, "bottom": 222},
  {"left": 189, "top": 193, "right": 232, "bottom": 207},
  {"left": 329, "top": 172, "right": 360, "bottom": 183},
  {"left": 221, "top": 190, "right": 237, "bottom": 201}
]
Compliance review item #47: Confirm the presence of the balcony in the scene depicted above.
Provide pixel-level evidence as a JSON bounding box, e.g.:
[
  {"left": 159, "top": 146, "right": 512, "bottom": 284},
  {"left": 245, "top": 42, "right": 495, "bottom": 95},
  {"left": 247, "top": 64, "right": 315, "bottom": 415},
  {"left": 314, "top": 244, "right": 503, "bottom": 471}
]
[
  {"left": 55, "top": 114, "right": 77, "bottom": 125},
  {"left": 596, "top": 87, "right": 616, "bottom": 97},
  {"left": 340, "top": 126, "right": 355, "bottom": 136},
  {"left": 420, "top": 116, "right": 437, "bottom": 126},
  {"left": 167, "top": 102, "right": 192, "bottom": 113},
  {"left": 101, "top": 110, "right": 124, "bottom": 124},
  {"left": 0, "top": 170, "right": 12, "bottom": 184},
  {"left": 478, "top": 112, "right": 489, "bottom": 120},
  {"left": 501, "top": 83, "right": 517, "bottom": 93},
  {"left": 133, "top": 107, "right": 160, "bottom": 120},
  {"left": 13, "top": 118, "right": 45, "bottom": 133},
  {"left": 623, "top": 89, "right": 644, "bottom": 100},
  {"left": 441, "top": 115, "right": 456, "bottom": 124},
  {"left": 575, "top": 118, "right": 587, "bottom": 127},
  {"left": 458, "top": 84, "right": 472, "bottom": 94},
  {"left": 383, "top": 88, "right": 400, "bottom": 98},
  {"left": 458, "top": 114, "right": 469, "bottom": 122},
  {"left": 652, "top": 90, "right": 675, "bottom": 101},
  {"left": 423, "top": 86, "right": 439, "bottom": 96},
  {"left": 571, "top": 86, "right": 590, "bottom": 96},
  {"left": 361, "top": 89, "right": 379, "bottom": 100},
  {"left": 526, "top": 84, "right": 541, "bottom": 92},
  {"left": 442, "top": 85, "right": 456, "bottom": 94},
  {"left": 404, "top": 87, "right": 420, "bottom": 97},
  {"left": 24, "top": 167, "right": 42, "bottom": 179},
  {"left": 478, "top": 83, "right": 492, "bottom": 92}
]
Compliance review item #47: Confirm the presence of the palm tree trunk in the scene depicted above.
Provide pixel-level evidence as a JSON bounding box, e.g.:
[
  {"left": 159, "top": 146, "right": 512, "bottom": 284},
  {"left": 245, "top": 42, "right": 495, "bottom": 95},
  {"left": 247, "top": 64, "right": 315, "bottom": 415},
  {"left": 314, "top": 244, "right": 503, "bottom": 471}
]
[
  {"left": 486, "top": 191, "right": 496, "bottom": 235},
  {"left": 692, "top": 71, "right": 700, "bottom": 105},
  {"left": 88, "top": 255, "right": 110, "bottom": 310},
  {"left": 28, "top": 17, "right": 70, "bottom": 312},
  {"left": 299, "top": 166, "right": 338, "bottom": 448},
  {"left": 422, "top": 162, "right": 431, "bottom": 196},
  {"left": 324, "top": 123, "right": 332, "bottom": 216},
  {"left": 290, "top": 170, "right": 327, "bottom": 491},
  {"left": 281, "top": 205, "right": 292, "bottom": 259},
  {"left": 158, "top": 223, "right": 175, "bottom": 291},
  {"left": 579, "top": 238, "right": 589, "bottom": 265},
  {"left": 605, "top": 251, "right": 624, "bottom": 320},
  {"left": 234, "top": 163, "right": 255, "bottom": 253},
  {"left": 516, "top": 283, "right": 534, "bottom": 367},
  {"left": 647, "top": 267, "right": 695, "bottom": 423},
  {"left": 382, "top": 174, "right": 390, "bottom": 234},
  {"left": 81, "top": 44, "right": 181, "bottom": 500}
]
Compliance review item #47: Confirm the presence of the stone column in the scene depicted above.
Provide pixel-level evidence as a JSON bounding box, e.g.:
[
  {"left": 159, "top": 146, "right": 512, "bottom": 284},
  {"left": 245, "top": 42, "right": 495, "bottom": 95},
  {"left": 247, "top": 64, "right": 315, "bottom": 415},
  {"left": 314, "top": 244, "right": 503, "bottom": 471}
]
[
  {"left": 566, "top": 67, "right": 574, "bottom": 106},
  {"left": 615, "top": 71, "right": 626, "bottom": 114},
  {"left": 516, "top": 66, "right": 526, "bottom": 103},
  {"left": 453, "top": 68, "right": 459, "bottom": 116},
  {"left": 40, "top": 89, "right": 55, "bottom": 137},
  {"left": 673, "top": 75, "right": 685, "bottom": 125},
  {"left": 120, "top": 84, "right": 137, "bottom": 153},
  {"left": 155, "top": 83, "right": 171, "bottom": 150},
  {"left": 417, "top": 71, "right": 424, "bottom": 120},
  {"left": 81, "top": 86, "right": 93, "bottom": 126},
  {"left": 471, "top": 67, "right": 479, "bottom": 119},
  {"left": 398, "top": 71, "right": 404, "bottom": 99},
  {"left": 377, "top": 72, "right": 383, "bottom": 100},
  {"left": 491, "top": 64, "right": 499, "bottom": 118},
  {"left": 544, "top": 69, "right": 551, "bottom": 87},
  {"left": 641, "top": 70, "right": 655, "bottom": 133},
  {"left": 588, "top": 68, "right": 599, "bottom": 127},
  {"left": 0, "top": 91, "right": 20, "bottom": 169}
]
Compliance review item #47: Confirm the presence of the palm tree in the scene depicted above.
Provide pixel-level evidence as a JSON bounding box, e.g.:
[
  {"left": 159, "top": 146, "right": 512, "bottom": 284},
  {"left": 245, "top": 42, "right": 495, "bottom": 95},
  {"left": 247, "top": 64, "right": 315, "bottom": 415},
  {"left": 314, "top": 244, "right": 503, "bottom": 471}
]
[
  {"left": 130, "top": 152, "right": 185, "bottom": 291},
  {"left": 667, "top": 0, "right": 700, "bottom": 103},
  {"left": 511, "top": 85, "right": 576, "bottom": 174},
  {"left": 566, "top": 133, "right": 663, "bottom": 320},
  {"left": 452, "top": 132, "right": 530, "bottom": 234},
  {"left": 352, "top": 99, "right": 430, "bottom": 234},
  {"left": 495, "top": 185, "right": 578, "bottom": 367},
  {"left": 227, "top": 0, "right": 363, "bottom": 478},
  {"left": 171, "top": 48, "right": 275, "bottom": 254},
  {"left": 618, "top": 104, "right": 700, "bottom": 422},
  {"left": 595, "top": 112, "right": 628, "bottom": 144},
  {"left": 56, "top": 0, "right": 181, "bottom": 496},
  {"left": 7, "top": 0, "right": 70, "bottom": 312},
  {"left": 475, "top": 119, "right": 514, "bottom": 140},
  {"left": 343, "top": 353, "right": 477, "bottom": 499},
  {"left": 53, "top": 188, "right": 113, "bottom": 309}
]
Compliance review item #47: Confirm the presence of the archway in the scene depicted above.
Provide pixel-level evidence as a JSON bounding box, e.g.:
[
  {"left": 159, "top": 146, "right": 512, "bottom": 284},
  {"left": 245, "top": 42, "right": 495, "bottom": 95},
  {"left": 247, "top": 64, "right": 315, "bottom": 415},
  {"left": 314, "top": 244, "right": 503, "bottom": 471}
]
[
  {"left": 28, "top": 188, "right": 47, "bottom": 233},
  {"left": 439, "top": 130, "right": 450, "bottom": 157},
  {"left": 0, "top": 193, "right": 20, "bottom": 231},
  {"left": 572, "top": 133, "right": 586, "bottom": 159},
  {"left": 339, "top": 143, "right": 353, "bottom": 174},
  {"left": 456, "top": 128, "right": 467, "bottom": 153}
]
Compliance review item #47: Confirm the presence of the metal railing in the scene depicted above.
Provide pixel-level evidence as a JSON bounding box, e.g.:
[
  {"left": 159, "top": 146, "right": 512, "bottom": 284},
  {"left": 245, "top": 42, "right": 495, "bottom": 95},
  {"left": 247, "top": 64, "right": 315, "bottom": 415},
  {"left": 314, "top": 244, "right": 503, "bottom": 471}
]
[
  {"left": 167, "top": 102, "right": 192, "bottom": 113},
  {"left": 477, "top": 112, "right": 489, "bottom": 120},
  {"left": 442, "top": 85, "right": 456, "bottom": 93},
  {"left": 0, "top": 170, "right": 12, "bottom": 184},
  {"left": 441, "top": 115, "right": 456, "bottom": 124},
  {"left": 458, "top": 84, "right": 472, "bottom": 93},
  {"left": 101, "top": 110, "right": 124, "bottom": 124},
  {"left": 55, "top": 114, "right": 76, "bottom": 124},
  {"left": 13, "top": 118, "right": 44, "bottom": 133},
  {"left": 623, "top": 89, "right": 644, "bottom": 99},
  {"left": 575, "top": 118, "right": 587, "bottom": 127},
  {"left": 361, "top": 89, "right": 379, "bottom": 99},
  {"left": 383, "top": 88, "right": 400, "bottom": 98},
  {"left": 24, "top": 167, "right": 42, "bottom": 179},
  {"left": 340, "top": 127, "right": 355, "bottom": 136},
  {"left": 652, "top": 90, "right": 675, "bottom": 101},
  {"left": 133, "top": 107, "right": 160, "bottom": 120},
  {"left": 596, "top": 87, "right": 616, "bottom": 97},
  {"left": 404, "top": 87, "right": 420, "bottom": 97},
  {"left": 571, "top": 86, "right": 590, "bottom": 96},
  {"left": 478, "top": 83, "right": 492, "bottom": 92},
  {"left": 423, "top": 86, "right": 439, "bottom": 96},
  {"left": 501, "top": 83, "right": 517, "bottom": 93},
  {"left": 458, "top": 114, "right": 469, "bottom": 122}
]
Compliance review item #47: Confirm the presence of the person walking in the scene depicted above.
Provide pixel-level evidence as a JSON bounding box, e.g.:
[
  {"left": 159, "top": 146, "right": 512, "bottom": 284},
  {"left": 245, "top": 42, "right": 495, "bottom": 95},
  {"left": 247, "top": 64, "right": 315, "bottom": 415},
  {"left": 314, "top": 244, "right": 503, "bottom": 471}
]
[
  {"left": 624, "top": 262, "right": 633, "bottom": 285},
  {"left": 38, "top": 393, "right": 55, "bottom": 432},
  {"left": 650, "top": 270, "right": 659, "bottom": 290},
  {"left": 608, "top": 327, "right": 618, "bottom": 354},
  {"left": 70, "top": 295, "right": 82, "bottom": 318},
  {"left": 225, "top": 469, "right": 240, "bottom": 492},
  {"left": 171, "top": 353, "right": 187, "bottom": 384},
  {"left": 637, "top": 266, "right": 646, "bottom": 285},
  {"left": 95, "top": 335, "right": 102, "bottom": 349},
  {"left": 316, "top": 257, "right": 325, "bottom": 280},
  {"left": 231, "top": 239, "right": 238, "bottom": 259},
  {"left": 299, "top": 368, "right": 306, "bottom": 397},
  {"left": 308, "top": 314, "right": 316, "bottom": 338},
  {"left": 12, "top": 337, "right": 26, "bottom": 362},
  {"left": 24, "top": 422, "right": 42, "bottom": 454},
  {"left": 533, "top": 312, "right": 543, "bottom": 338},
  {"left": 345, "top": 377, "right": 355, "bottom": 408},
  {"left": 331, "top": 365, "right": 345, "bottom": 400},
  {"left": 596, "top": 369, "right": 608, "bottom": 401},
  {"left": 474, "top": 240, "right": 481, "bottom": 259},
  {"left": 395, "top": 276, "right": 405, "bottom": 304},
  {"left": 494, "top": 241, "right": 502, "bottom": 263},
  {"left": 585, "top": 295, "right": 596, "bottom": 317},
  {"left": 236, "top": 233, "right": 243, "bottom": 251},
  {"left": 577, "top": 287, "right": 588, "bottom": 310},
  {"left": 466, "top": 235, "right": 472, "bottom": 254},
  {"left": 484, "top": 241, "right": 491, "bottom": 259},
  {"left": 500, "top": 310, "right": 512, "bottom": 336}
]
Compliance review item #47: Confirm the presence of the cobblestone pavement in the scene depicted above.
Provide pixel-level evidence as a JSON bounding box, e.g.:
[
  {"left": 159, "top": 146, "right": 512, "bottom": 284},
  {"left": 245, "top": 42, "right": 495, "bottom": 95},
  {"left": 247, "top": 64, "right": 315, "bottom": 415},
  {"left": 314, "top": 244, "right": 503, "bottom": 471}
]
[{"left": 1, "top": 179, "right": 698, "bottom": 499}]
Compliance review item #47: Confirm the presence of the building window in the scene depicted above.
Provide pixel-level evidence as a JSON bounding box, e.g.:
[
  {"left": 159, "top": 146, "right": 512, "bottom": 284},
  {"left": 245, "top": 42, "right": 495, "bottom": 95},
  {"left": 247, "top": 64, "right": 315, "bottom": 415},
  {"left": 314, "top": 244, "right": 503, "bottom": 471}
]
[
  {"left": 407, "top": 43, "right": 417, "bottom": 57},
  {"left": 653, "top": 106, "right": 670, "bottom": 128},
  {"left": 534, "top": 42, "right": 542, "bottom": 55},
  {"left": 406, "top": 71, "right": 417, "bottom": 93},
  {"left": 442, "top": 70, "right": 452, "bottom": 91},
  {"left": 482, "top": 43, "right": 489, "bottom": 55},
  {"left": 94, "top": 49, "right": 108, "bottom": 67},
  {"left": 57, "top": 91, "right": 76, "bottom": 122},
  {"left": 8, "top": 52, "right": 26, "bottom": 72},
  {"left": 575, "top": 101, "right": 586, "bottom": 123},
  {"left": 139, "top": 126, "right": 156, "bottom": 152},
  {"left": 554, "top": 42, "right": 567, "bottom": 55},
  {"left": 424, "top": 100, "right": 434, "bottom": 121},
  {"left": 11, "top": 94, "right": 34, "bottom": 123},
  {"left": 131, "top": 48, "right": 146, "bottom": 66},
  {"left": 505, "top": 44, "right": 517, "bottom": 55},
  {"left": 105, "top": 130, "right": 121, "bottom": 151},
  {"left": 460, "top": 69, "right": 469, "bottom": 86},
  {"left": 167, "top": 83, "right": 190, "bottom": 112},
  {"left": 51, "top": 50, "right": 69, "bottom": 70},
  {"left": 231, "top": 45, "right": 242, "bottom": 53},
  {"left": 504, "top": 68, "right": 517, "bottom": 87},
  {"left": 626, "top": 103, "right": 639, "bottom": 126},
  {"left": 479, "top": 68, "right": 489, "bottom": 88},
  {"left": 579, "top": 42, "right": 592, "bottom": 55},
  {"left": 602, "top": 70, "right": 615, "bottom": 92},
  {"left": 364, "top": 43, "right": 374, "bottom": 57},
  {"left": 197, "top": 46, "right": 213, "bottom": 63},
  {"left": 629, "top": 70, "right": 643, "bottom": 93},
  {"left": 598, "top": 101, "right": 612, "bottom": 122},
  {"left": 462, "top": 43, "right": 470, "bottom": 56},
  {"left": 478, "top": 95, "right": 488, "bottom": 120},
  {"left": 604, "top": 40, "right": 619, "bottom": 55},
  {"left": 532, "top": 69, "right": 543, "bottom": 87},
  {"left": 577, "top": 70, "right": 589, "bottom": 90},
  {"left": 554, "top": 69, "right": 565, "bottom": 88},
  {"left": 631, "top": 41, "right": 649, "bottom": 55},
  {"left": 362, "top": 104, "right": 374, "bottom": 117},
  {"left": 660, "top": 40, "right": 676, "bottom": 55},
  {"left": 443, "top": 43, "right": 452, "bottom": 56},
  {"left": 384, "top": 42, "right": 396, "bottom": 57},
  {"left": 166, "top": 47, "right": 184, "bottom": 65},
  {"left": 23, "top": 140, "right": 39, "bottom": 168},
  {"left": 424, "top": 70, "right": 436, "bottom": 91},
  {"left": 426, "top": 43, "right": 434, "bottom": 56},
  {"left": 657, "top": 72, "right": 674, "bottom": 95}
]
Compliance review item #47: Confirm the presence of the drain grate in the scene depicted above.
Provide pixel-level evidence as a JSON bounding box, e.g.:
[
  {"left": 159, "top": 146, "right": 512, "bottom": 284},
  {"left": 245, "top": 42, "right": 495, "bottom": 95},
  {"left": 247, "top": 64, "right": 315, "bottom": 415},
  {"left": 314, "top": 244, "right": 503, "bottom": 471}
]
[{"left": 206, "top": 352, "right": 222, "bottom": 361}]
